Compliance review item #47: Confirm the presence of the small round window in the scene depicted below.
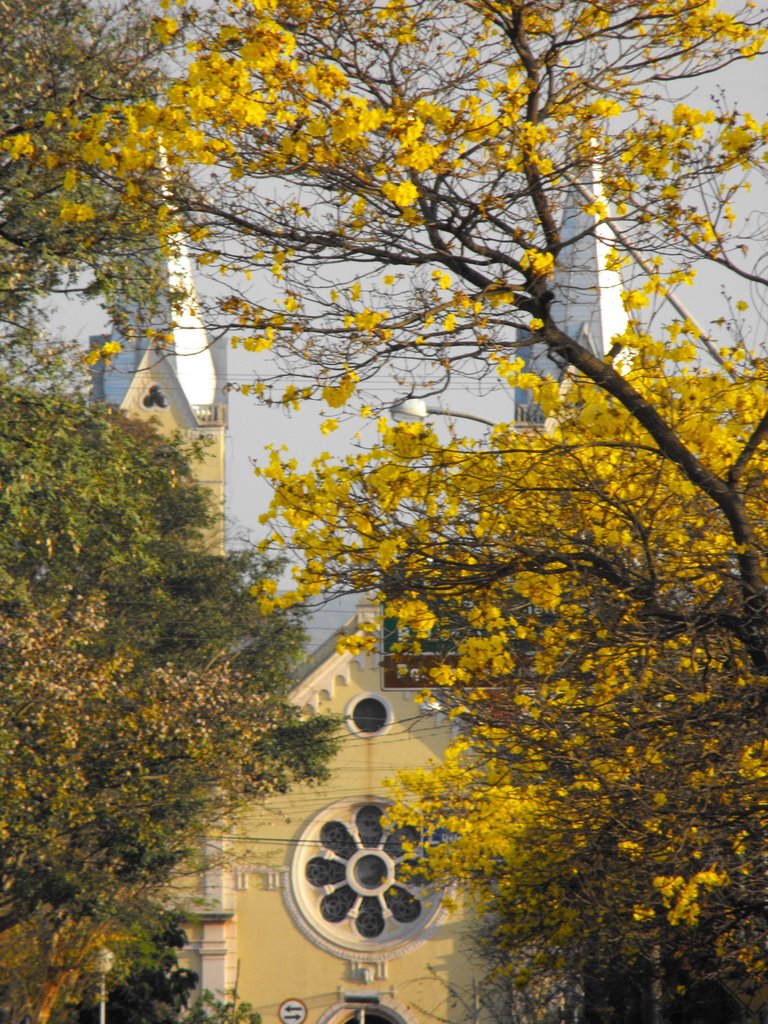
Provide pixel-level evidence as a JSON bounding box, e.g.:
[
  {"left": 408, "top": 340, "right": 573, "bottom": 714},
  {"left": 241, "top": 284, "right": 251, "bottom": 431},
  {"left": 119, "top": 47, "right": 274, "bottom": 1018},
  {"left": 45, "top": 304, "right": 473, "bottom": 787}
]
[{"left": 350, "top": 696, "right": 389, "bottom": 735}]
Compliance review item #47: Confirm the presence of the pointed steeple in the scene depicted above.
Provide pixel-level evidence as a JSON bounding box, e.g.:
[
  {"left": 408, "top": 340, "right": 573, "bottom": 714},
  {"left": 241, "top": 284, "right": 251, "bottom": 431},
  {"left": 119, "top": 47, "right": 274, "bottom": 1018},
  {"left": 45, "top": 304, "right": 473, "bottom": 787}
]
[
  {"left": 91, "top": 238, "right": 225, "bottom": 418},
  {"left": 549, "top": 167, "right": 628, "bottom": 358},
  {"left": 510, "top": 168, "right": 627, "bottom": 426},
  {"left": 166, "top": 241, "right": 217, "bottom": 409},
  {"left": 90, "top": 239, "right": 227, "bottom": 551}
]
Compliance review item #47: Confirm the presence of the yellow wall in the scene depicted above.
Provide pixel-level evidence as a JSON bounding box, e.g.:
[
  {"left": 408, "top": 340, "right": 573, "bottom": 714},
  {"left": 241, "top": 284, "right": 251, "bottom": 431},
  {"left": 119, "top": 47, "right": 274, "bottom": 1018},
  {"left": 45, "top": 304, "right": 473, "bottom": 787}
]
[
  {"left": 184, "top": 620, "right": 473, "bottom": 1024},
  {"left": 115, "top": 356, "right": 226, "bottom": 554}
]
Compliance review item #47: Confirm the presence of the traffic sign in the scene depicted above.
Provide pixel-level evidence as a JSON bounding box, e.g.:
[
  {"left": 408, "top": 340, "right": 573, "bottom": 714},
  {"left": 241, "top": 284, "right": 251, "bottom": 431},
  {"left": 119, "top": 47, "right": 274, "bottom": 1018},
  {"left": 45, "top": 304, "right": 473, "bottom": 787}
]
[{"left": 278, "top": 1000, "right": 308, "bottom": 1024}]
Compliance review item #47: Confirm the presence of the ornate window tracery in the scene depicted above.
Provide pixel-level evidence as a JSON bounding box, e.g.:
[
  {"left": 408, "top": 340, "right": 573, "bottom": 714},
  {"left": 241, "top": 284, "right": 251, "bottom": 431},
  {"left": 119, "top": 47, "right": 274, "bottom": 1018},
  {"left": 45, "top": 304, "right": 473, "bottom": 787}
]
[{"left": 289, "top": 798, "right": 441, "bottom": 957}]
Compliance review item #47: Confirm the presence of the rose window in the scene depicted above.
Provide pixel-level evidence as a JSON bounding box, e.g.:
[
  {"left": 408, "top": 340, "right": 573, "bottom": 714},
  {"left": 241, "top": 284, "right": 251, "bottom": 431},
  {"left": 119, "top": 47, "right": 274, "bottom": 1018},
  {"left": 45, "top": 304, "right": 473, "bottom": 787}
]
[{"left": 289, "top": 798, "right": 442, "bottom": 956}]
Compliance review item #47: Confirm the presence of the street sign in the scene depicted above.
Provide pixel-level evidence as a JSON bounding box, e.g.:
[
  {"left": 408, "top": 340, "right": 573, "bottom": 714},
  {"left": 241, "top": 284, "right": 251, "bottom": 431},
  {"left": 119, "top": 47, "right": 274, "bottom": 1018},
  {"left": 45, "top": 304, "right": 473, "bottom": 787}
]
[{"left": 278, "top": 1000, "right": 308, "bottom": 1024}]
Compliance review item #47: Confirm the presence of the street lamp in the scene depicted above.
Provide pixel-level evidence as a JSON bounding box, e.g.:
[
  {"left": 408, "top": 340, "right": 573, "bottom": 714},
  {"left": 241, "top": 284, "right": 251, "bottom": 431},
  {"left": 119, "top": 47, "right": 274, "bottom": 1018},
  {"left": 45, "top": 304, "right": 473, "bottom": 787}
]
[
  {"left": 389, "top": 398, "right": 497, "bottom": 428},
  {"left": 97, "top": 948, "right": 115, "bottom": 1024}
]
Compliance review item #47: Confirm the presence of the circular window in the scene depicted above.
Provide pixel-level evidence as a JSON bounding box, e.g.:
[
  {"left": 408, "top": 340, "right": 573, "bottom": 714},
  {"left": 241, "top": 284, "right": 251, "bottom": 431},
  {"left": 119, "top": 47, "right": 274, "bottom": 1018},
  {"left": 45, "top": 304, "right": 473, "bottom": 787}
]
[
  {"left": 289, "top": 798, "right": 442, "bottom": 956},
  {"left": 348, "top": 696, "right": 390, "bottom": 736}
]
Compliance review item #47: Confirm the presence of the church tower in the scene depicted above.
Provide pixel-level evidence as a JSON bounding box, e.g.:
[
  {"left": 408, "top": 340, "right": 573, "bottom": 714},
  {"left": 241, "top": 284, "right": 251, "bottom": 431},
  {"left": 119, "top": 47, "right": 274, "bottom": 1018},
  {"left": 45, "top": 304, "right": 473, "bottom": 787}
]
[
  {"left": 90, "top": 241, "right": 227, "bottom": 551},
  {"left": 550, "top": 171, "right": 628, "bottom": 358},
  {"left": 512, "top": 172, "right": 628, "bottom": 424}
]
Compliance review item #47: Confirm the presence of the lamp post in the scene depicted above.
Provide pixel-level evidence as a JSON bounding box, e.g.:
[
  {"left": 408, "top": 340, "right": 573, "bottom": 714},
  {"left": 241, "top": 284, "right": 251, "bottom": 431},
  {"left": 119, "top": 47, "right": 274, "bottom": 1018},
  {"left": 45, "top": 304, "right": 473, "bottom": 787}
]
[
  {"left": 389, "top": 398, "right": 497, "bottom": 428},
  {"left": 97, "top": 948, "right": 115, "bottom": 1024}
]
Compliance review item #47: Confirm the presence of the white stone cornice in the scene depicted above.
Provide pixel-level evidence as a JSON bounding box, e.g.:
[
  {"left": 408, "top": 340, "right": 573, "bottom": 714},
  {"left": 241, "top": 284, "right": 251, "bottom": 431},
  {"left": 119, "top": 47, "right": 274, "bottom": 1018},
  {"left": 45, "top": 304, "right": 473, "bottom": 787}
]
[{"left": 291, "top": 652, "right": 356, "bottom": 713}]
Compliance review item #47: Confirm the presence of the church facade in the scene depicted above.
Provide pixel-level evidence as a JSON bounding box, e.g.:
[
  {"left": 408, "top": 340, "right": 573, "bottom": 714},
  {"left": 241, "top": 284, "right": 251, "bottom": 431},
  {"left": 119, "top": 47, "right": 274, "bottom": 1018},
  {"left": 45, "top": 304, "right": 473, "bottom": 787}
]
[
  {"left": 90, "top": 240, "right": 474, "bottom": 1024},
  {"left": 183, "top": 603, "right": 473, "bottom": 1024}
]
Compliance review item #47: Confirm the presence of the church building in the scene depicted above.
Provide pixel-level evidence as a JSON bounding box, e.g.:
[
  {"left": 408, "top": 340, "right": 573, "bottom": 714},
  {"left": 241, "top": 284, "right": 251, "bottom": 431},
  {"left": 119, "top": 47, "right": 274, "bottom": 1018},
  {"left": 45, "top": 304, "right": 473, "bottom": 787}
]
[{"left": 93, "top": 182, "right": 624, "bottom": 1024}]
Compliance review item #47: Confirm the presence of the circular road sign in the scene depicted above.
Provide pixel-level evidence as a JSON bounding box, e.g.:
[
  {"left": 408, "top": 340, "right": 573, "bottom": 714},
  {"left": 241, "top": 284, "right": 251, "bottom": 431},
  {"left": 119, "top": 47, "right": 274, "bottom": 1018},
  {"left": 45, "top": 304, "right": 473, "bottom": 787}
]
[{"left": 278, "top": 1001, "right": 308, "bottom": 1024}]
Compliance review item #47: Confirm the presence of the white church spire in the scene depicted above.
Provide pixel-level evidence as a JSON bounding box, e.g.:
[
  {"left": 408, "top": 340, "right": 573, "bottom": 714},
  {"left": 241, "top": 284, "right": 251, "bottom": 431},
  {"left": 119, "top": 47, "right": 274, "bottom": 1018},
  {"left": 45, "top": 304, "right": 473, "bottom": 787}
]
[
  {"left": 91, "top": 236, "right": 225, "bottom": 420},
  {"left": 549, "top": 167, "right": 628, "bottom": 358},
  {"left": 166, "top": 238, "right": 217, "bottom": 409}
]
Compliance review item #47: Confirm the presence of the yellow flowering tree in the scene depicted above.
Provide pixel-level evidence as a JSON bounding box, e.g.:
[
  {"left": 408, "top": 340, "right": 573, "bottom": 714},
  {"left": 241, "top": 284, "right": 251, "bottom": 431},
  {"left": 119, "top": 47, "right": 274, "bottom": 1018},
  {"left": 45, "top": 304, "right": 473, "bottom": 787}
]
[
  {"left": 119, "top": 0, "right": 768, "bottom": 410},
  {"left": 257, "top": 357, "right": 768, "bottom": 1014},
  {"left": 64, "top": 0, "right": 768, "bottom": 1014}
]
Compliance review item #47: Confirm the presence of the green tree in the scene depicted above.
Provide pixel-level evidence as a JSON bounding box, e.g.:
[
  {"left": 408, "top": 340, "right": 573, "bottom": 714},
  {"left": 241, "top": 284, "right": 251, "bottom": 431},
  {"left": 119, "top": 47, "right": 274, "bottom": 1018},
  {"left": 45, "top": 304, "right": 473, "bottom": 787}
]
[
  {"left": 0, "top": 0, "right": 172, "bottom": 362},
  {"left": 0, "top": 387, "right": 337, "bottom": 1024},
  {"left": 75, "top": 918, "right": 197, "bottom": 1024},
  {"left": 182, "top": 990, "right": 262, "bottom": 1024}
]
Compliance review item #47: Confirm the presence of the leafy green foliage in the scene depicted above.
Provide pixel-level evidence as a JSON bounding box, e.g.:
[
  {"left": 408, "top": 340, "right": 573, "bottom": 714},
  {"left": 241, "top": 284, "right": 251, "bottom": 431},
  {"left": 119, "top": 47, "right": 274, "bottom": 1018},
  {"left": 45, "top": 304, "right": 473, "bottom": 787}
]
[
  {"left": 0, "top": 0, "right": 172, "bottom": 364},
  {"left": 0, "top": 386, "right": 338, "bottom": 1023},
  {"left": 76, "top": 919, "right": 197, "bottom": 1024},
  {"left": 184, "top": 991, "right": 262, "bottom": 1024}
]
